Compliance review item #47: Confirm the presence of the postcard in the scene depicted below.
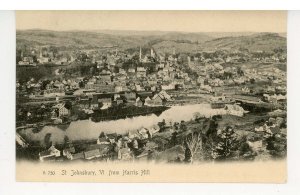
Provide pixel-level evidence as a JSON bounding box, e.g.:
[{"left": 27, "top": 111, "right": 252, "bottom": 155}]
[{"left": 15, "top": 11, "right": 287, "bottom": 182}]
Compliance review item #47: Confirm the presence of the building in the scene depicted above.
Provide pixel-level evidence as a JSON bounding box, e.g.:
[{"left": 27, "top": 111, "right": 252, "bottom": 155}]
[
  {"left": 53, "top": 103, "right": 70, "bottom": 117},
  {"left": 135, "top": 97, "right": 143, "bottom": 107},
  {"left": 136, "top": 67, "right": 147, "bottom": 77},
  {"left": 39, "top": 145, "right": 61, "bottom": 162},
  {"left": 161, "top": 84, "right": 175, "bottom": 91},
  {"left": 124, "top": 91, "right": 136, "bottom": 100},
  {"left": 128, "top": 68, "right": 136, "bottom": 73},
  {"left": 94, "top": 83, "right": 114, "bottom": 93},
  {"left": 115, "top": 85, "right": 123, "bottom": 93},
  {"left": 118, "top": 148, "right": 133, "bottom": 161},
  {"left": 99, "top": 73, "right": 111, "bottom": 83},
  {"left": 63, "top": 146, "right": 76, "bottom": 160},
  {"left": 144, "top": 97, "right": 152, "bottom": 106},
  {"left": 158, "top": 90, "right": 172, "bottom": 101},
  {"left": 149, "top": 94, "right": 164, "bottom": 106},
  {"left": 90, "top": 97, "right": 99, "bottom": 109},
  {"left": 98, "top": 97, "right": 112, "bottom": 109},
  {"left": 97, "top": 137, "right": 110, "bottom": 145},
  {"left": 115, "top": 97, "right": 124, "bottom": 105},
  {"left": 69, "top": 152, "right": 85, "bottom": 160},
  {"left": 84, "top": 149, "right": 101, "bottom": 160}
]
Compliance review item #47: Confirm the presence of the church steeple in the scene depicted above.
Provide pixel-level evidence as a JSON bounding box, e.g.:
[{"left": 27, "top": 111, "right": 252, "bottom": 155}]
[{"left": 139, "top": 46, "right": 142, "bottom": 62}]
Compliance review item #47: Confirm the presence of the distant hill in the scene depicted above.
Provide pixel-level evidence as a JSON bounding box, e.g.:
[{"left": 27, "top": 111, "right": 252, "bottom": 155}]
[
  {"left": 16, "top": 30, "right": 286, "bottom": 53},
  {"left": 16, "top": 30, "right": 146, "bottom": 50},
  {"left": 199, "top": 33, "right": 286, "bottom": 53},
  {"left": 16, "top": 30, "right": 212, "bottom": 50},
  {"left": 152, "top": 40, "right": 201, "bottom": 54}
]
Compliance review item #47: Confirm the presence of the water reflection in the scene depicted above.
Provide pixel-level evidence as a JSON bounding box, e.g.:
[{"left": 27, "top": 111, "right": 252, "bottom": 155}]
[{"left": 21, "top": 104, "right": 226, "bottom": 144}]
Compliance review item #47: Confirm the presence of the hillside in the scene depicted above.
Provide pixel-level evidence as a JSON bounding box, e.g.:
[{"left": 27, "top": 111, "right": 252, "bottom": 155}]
[
  {"left": 16, "top": 30, "right": 146, "bottom": 50},
  {"left": 16, "top": 30, "right": 212, "bottom": 51},
  {"left": 199, "top": 33, "right": 286, "bottom": 53},
  {"left": 151, "top": 33, "right": 286, "bottom": 54},
  {"left": 152, "top": 40, "right": 201, "bottom": 54},
  {"left": 16, "top": 30, "right": 286, "bottom": 54}
]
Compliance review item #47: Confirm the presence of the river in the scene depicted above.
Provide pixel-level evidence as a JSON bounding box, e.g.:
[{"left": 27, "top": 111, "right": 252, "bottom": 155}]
[{"left": 20, "top": 104, "right": 227, "bottom": 145}]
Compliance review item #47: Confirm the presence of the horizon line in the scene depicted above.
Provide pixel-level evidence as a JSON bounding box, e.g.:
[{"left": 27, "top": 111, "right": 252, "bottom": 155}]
[{"left": 16, "top": 28, "right": 287, "bottom": 34}]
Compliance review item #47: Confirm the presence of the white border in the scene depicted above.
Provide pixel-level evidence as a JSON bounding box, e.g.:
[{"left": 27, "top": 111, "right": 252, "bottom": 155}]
[{"left": 1, "top": 10, "right": 300, "bottom": 195}]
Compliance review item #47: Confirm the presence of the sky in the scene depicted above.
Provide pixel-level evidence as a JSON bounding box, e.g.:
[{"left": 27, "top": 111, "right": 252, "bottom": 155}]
[{"left": 16, "top": 11, "right": 287, "bottom": 33}]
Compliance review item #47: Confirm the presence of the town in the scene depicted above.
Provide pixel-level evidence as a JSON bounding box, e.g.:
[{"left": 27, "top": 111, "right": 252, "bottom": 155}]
[{"left": 16, "top": 30, "right": 287, "bottom": 164}]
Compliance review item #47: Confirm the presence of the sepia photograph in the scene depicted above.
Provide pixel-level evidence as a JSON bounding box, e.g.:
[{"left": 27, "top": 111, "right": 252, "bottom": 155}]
[{"left": 15, "top": 11, "right": 287, "bottom": 182}]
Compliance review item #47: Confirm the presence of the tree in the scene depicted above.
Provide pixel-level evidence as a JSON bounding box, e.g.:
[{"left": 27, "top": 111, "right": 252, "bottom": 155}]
[
  {"left": 250, "top": 78, "right": 255, "bottom": 84},
  {"left": 237, "top": 67, "right": 244, "bottom": 76},
  {"left": 99, "top": 132, "right": 106, "bottom": 138},
  {"left": 64, "top": 101, "right": 72, "bottom": 110},
  {"left": 237, "top": 135, "right": 256, "bottom": 160},
  {"left": 63, "top": 135, "right": 70, "bottom": 148},
  {"left": 158, "top": 119, "right": 166, "bottom": 132},
  {"left": 212, "top": 126, "right": 238, "bottom": 160},
  {"left": 79, "top": 81, "right": 85, "bottom": 88},
  {"left": 44, "top": 133, "right": 52, "bottom": 148},
  {"left": 266, "top": 135, "right": 287, "bottom": 158},
  {"left": 184, "top": 132, "right": 202, "bottom": 163},
  {"left": 170, "top": 131, "right": 178, "bottom": 147},
  {"left": 179, "top": 120, "right": 187, "bottom": 131}
]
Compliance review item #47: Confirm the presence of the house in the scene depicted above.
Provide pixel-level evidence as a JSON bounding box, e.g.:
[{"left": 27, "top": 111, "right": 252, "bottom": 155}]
[
  {"left": 97, "top": 137, "right": 110, "bottom": 145},
  {"left": 115, "top": 97, "right": 124, "bottom": 105},
  {"left": 16, "top": 133, "right": 29, "bottom": 148},
  {"left": 128, "top": 68, "right": 136, "bottom": 73},
  {"left": 95, "top": 83, "right": 114, "bottom": 93},
  {"left": 225, "top": 104, "right": 248, "bottom": 117},
  {"left": 144, "top": 97, "right": 152, "bottom": 106},
  {"left": 53, "top": 103, "right": 70, "bottom": 117},
  {"left": 63, "top": 146, "right": 76, "bottom": 156},
  {"left": 119, "top": 68, "right": 126, "bottom": 74},
  {"left": 136, "top": 67, "right": 147, "bottom": 77},
  {"left": 85, "top": 82, "right": 95, "bottom": 90},
  {"left": 247, "top": 140, "right": 263, "bottom": 152},
  {"left": 200, "top": 85, "right": 213, "bottom": 93},
  {"left": 118, "top": 148, "right": 133, "bottom": 161},
  {"left": 99, "top": 73, "right": 111, "bottom": 83},
  {"left": 158, "top": 63, "right": 165, "bottom": 69},
  {"left": 147, "top": 85, "right": 154, "bottom": 92},
  {"left": 87, "top": 144, "right": 112, "bottom": 157},
  {"left": 158, "top": 90, "right": 172, "bottom": 101},
  {"left": 69, "top": 152, "right": 85, "bottom": 160},
  {"left": 90, "top": 97, "right": 99, "bottom": 110},
  {"left": 115, "top": 85, "right": 123, "bottom": 92},
  {"left": 70, "top": 81, "right": 79, "bottom": 89},
  {"left": 137, "top": 91, "right": 153, "bottom": 100},
  {"left": 84, "top": 149, "right": 101, "bottom": 160},
  {"left": 124, "top": 91, "right": 136, "bottom": 100},
  {"left": 63, "top": 146, "right": 76, "bottom": 160},
  {"left": 53, "top": 81, "right": 65, "bottom": 90},
  {"left": 98, "top": 97, "right": 112, "bottom": 109},
  {"left": 135, "top": 84, "right": 142, "bottom": 91},
  {"left": 135, "top": 97, "right": 143, "bottom": 107},
  {"left": 107, "top": 133, "right": 118, "bottom": 143},
  {"left": 78, "top": 99, "right": 90, "bottom": 109},
  {"left": 149, "top": 94, "right": 164, "bottom": 106},
  {"left": 161, "top": 84, "right": 175, "bottom": 91},
  {"left": 39, "top": 145, "right": 61, "bottom": 162}
]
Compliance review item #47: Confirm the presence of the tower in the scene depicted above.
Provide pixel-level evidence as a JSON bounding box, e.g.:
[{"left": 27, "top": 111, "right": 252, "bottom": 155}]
[
  {"left": 150, "top": 48, "right": 154, "bottom": 58},
  {"left": 139, "top": 47, "right": 142, "bottom": 62},
  {"left": 187, "top": 56, "right": 191, "bottom": 66},
  {"left": 39, "top": 46, "right": 43, "bottom": 58}
]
